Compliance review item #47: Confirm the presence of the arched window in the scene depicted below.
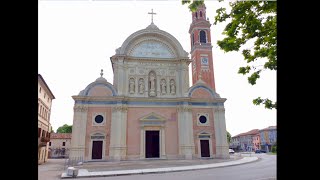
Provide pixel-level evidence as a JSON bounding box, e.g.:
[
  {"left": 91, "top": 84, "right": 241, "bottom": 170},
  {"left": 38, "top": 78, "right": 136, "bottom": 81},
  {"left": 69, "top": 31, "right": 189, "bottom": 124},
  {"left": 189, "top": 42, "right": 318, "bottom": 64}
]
[
  {"left": 200, "top": 11, "right": 202, "bottom": 17},
  {"left": 200, "top": 30, "right": 207, "bottom": 43},
  {"left": 195, "top": 12, "right": 198, "bottom": 18},
  {"left": 40, "top": 105, "right": 42, "bottom": 115}
]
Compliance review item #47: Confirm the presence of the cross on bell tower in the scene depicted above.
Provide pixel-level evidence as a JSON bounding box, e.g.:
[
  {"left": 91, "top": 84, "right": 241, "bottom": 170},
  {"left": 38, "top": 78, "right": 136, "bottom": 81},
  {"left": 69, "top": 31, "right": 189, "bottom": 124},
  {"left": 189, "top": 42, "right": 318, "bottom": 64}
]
[{"left": 148, "top": 9, "right": 156, "bottom": 23}]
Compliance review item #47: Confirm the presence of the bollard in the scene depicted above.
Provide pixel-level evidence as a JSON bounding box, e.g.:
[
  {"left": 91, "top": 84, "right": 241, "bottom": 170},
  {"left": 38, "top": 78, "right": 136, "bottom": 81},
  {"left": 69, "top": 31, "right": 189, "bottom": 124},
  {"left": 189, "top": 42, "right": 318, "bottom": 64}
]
[{"left": 67, "top": 167, "right": 78, "bottom": 178}]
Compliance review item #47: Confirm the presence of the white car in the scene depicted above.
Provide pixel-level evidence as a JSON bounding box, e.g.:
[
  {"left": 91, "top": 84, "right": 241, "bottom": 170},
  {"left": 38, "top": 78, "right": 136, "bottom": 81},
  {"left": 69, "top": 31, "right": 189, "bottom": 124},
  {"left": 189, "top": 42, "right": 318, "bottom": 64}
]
[{"left": 229, "top": 149, "right": 235, "bottom": 154}]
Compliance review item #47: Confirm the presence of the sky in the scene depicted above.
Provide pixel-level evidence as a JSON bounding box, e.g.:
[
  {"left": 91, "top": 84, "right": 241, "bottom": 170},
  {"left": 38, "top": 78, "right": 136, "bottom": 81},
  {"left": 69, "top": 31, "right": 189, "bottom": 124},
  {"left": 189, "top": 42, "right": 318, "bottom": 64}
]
[{"left": 38, "top": 0, "right": 276, "bottom": 137}]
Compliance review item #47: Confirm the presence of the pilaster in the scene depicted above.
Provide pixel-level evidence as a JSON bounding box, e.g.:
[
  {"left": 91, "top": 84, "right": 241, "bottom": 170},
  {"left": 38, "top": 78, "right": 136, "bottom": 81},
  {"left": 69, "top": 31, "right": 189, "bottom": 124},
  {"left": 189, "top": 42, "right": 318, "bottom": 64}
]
[
  {"left": 177, "top": 105, "right": 195, "bottom": 159},
  {"left": 213, "top": 106, "right": 229, "bottom": 158},
  {"left": 109, "top": 104, "right": 128, "bottom": 161},
  {"left": 69, "top": 105, "right": 88, "bottom": 162}
]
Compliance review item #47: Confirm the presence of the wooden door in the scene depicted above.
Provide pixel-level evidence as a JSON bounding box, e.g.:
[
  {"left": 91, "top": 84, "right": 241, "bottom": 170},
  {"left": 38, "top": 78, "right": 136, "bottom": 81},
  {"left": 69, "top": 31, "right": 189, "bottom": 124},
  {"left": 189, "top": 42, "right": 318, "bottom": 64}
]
[
  {"left": 92, "top": 141, "right": 103, "bottom": 159},
  {"left": 200, "top": 140, "right": 210, "bottom": 157}
]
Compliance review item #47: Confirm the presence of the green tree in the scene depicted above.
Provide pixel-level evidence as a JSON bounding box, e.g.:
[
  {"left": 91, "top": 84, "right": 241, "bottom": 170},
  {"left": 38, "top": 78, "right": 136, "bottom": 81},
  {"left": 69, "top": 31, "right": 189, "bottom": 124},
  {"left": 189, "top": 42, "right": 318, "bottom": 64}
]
[
  {"left": 56, "top": 124, "right": 72, "bottom": 133},
  {"left": 182, "top": 0, "right": 277, "bottom": 109},
  {"left": 227, "top": 131, "right": 232, "bottom": 144}
]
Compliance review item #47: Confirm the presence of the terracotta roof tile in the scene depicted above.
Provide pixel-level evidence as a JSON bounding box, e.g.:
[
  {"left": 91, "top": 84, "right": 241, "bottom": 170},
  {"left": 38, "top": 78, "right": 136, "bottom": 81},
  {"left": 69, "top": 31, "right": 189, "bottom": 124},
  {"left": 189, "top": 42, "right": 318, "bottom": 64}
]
[{"left": 50, "top": 133, "right": 72, "bottom": 139}]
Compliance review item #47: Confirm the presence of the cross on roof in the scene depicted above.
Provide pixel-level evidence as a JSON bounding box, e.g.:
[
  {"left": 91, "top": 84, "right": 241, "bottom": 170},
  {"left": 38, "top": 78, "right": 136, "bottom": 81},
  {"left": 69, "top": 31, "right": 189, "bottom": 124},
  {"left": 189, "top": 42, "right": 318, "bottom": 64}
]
[{"left": 148, "top": 9, "right": 156, "bottom": 23}]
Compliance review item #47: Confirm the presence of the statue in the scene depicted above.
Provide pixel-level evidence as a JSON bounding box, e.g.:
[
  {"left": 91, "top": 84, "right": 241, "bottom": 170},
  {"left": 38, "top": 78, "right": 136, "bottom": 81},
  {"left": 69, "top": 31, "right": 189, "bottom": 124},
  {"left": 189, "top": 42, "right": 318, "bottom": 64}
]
[
  {"left": 170, "top": 80, "right": 176, "bottom": 95},
  {"left": 161, "top": 79, "right": 167, "bottom": 94},
  {"left": 149, "top": 72, "right": 156, "bottom": 96},
  {"left": 129, "top": 78, "right": 135, "bottom": 94},
  {"left": 150, "top": 73, "right": 155, "bottom": 91},
  {"left": 139, "top": 79, "right": 144, "bottom": 94}
]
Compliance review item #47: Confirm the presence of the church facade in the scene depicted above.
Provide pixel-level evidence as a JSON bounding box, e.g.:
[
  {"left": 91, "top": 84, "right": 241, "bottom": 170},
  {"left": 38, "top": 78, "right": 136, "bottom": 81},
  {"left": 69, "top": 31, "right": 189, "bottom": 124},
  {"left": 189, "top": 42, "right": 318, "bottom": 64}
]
[{"left": 69, "top": 4, "right": 229, "bottom": 162}]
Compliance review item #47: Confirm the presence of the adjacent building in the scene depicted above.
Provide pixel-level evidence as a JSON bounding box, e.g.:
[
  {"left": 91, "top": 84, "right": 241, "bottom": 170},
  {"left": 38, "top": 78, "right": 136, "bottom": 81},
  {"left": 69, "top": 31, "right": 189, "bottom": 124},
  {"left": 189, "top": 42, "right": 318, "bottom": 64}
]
[
  {"left": 69, "top": 4, "right": 229, "bottom": 163},
  {"left": 49, "top": 133, "right": 72, "bottom": 158},
  {"left": 252, "top": 133, "right": 261, "bottom": 151},
  {"left": 230, "top": 126, "right": 276, "bottom": 152},
  {"left": 230, "top": 136, "right": 240, "bottom": 151},
  {"left": 259, "top": 126, "right": 277, "bottom": 152},
  {"left": 38, "top": 74, "right": 55, "bottom": 164}
]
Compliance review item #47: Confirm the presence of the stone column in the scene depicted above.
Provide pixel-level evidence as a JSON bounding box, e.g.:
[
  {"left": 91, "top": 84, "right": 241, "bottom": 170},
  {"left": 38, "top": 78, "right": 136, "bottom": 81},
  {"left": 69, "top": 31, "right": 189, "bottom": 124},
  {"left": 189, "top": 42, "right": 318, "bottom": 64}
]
[
  {"left": 182, "top": 62, "right": 189, "bottom": 95},
  {"left": 160, "top": 127, "right": 166, "bottom": 159},
  {"left": 140, "top": 127, "right": 145, "bottom": 159},
  {"left": 109, "top": 104, "right": 128, "bottom": 161},
  {"left": 115, "top": 58, "right": 125, "bottom": 96},
  {"left": 69, "top": 105, "right": 88, "bottom": 163},
  {"left": 213, "top": 106, "right": 229, "bottom": 158},
  {"left": 177, "top": 105, "right": 195, "bottom": 159},
  {"left": 177, "top": 64, "right": 183, "bottom": 97}
]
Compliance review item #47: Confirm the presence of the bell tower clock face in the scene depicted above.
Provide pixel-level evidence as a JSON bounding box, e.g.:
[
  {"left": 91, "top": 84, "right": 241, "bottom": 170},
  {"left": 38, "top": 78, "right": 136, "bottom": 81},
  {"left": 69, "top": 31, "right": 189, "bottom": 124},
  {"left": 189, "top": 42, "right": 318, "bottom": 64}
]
[{"left": 201, "top": 57, "right": 208, "bottom": 65}]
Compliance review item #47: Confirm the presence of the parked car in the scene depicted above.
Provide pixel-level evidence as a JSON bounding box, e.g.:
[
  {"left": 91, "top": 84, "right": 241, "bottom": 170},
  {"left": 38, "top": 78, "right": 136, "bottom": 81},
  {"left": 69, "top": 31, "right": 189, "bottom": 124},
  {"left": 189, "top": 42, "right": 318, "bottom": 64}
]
[
  {"left": 229, "top": 149, "right": 235, "bottom": 154},
  {"left": 255, "top": 149, "right": 267, "bottom": 153}
]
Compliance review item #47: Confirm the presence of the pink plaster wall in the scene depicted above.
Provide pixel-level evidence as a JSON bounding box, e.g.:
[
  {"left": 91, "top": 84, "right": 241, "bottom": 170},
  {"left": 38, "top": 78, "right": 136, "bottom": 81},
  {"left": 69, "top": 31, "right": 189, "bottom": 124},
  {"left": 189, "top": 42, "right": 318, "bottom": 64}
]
[
  {"left": 192, "top": 108, "right": 216, "bottom": 155},
  {"left": 85, "top": 107, "right": 112, "bottom": 159},
  {"left": 191, "top": 88, "right": 213, "bottom": 99},
  {"left": 87, "top": 85, "right": 113, "bottom": 96},
  {"left": 252, "top": 134, "right": 260, "bottom": 150},
  {"left": 126, "top": 107, "right": 179, "bottom": 157}
]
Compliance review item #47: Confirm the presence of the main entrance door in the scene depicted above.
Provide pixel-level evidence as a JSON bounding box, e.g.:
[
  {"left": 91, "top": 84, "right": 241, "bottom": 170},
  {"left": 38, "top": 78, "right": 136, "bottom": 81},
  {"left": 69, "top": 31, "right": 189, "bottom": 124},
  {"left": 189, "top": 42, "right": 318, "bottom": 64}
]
[
  {"left": 145, "top": 131, "right": 160, "bottom": 158},
  {"left": 92, "top": 141, "right": 103, "bottom": 159},
  {"left": 200, "top": 140, "right": 210, "bottom": 157}
]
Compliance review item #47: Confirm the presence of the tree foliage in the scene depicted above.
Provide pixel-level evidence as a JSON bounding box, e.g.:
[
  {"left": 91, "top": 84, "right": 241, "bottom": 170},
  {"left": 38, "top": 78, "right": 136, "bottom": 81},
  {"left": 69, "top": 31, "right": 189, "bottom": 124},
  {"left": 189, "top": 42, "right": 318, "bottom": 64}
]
[
  {"left": 182, "top": 0, "right": 277, "bottom": 110},
  {"left": 227, "top": 131, "right": 232, "bottom": 144},
  {"left": 56, "top": 124, "right": 72, "bottom": 133}
]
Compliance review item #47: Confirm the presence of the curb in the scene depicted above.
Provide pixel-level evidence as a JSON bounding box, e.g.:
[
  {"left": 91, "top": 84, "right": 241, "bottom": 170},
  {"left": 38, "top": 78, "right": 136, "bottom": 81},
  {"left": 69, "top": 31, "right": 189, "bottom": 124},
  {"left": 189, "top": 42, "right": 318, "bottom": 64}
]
[{"left": 61, "top": 157, "right": 258, "bottom": 178}]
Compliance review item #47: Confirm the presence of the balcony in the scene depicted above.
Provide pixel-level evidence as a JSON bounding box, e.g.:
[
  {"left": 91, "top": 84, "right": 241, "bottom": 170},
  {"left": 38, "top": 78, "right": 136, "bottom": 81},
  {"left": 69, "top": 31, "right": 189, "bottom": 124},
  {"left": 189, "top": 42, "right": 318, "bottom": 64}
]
[{"left": 40, "top": 137, "right": 50, "bottom": 143}]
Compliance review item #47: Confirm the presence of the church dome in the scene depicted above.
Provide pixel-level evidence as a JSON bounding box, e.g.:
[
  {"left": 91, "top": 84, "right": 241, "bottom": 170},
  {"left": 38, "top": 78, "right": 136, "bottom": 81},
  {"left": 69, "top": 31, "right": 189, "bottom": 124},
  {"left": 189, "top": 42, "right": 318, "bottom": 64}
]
[
  {"left": 115, "top": 23, "right": 189, "bottom": 59},
  {"left": 77, "top": 69, "right": 117, "bottom": 96},
  {"left": 95, "top": 76, "right": 108, "bottom": 82}
]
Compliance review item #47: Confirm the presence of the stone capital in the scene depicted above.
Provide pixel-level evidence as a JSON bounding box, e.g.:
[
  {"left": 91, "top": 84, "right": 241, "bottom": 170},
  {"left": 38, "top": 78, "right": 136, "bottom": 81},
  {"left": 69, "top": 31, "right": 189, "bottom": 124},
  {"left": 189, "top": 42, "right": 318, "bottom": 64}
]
[
  {"left": 214, "top": 106, "right": 225, "bottom": 113},
  {"left": 177, "top": 105, "right": 192, "bottom": 112},
  {"left": 74, "top": 105, "right": 88, "bottom": 112},
  {"left": 112, "top": 105, "right": 128, "bottom": 112}
]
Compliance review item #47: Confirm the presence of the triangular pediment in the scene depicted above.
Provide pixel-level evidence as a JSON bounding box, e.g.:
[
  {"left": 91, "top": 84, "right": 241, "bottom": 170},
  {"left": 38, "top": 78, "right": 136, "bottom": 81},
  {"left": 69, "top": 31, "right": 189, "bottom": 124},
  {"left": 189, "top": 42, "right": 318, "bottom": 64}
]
[{"left": 140, "top": 112, "right": 166, "bottom": 121}]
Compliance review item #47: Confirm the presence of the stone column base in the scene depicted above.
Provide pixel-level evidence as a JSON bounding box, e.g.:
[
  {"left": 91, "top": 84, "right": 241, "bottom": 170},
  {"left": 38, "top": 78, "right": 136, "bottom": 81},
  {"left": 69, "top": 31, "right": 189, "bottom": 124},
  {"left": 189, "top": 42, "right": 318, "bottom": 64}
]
[
  {"left": 215, "top": 145, "right": 230, "bottom": 159},
  {"left": 109, "top": 146, "right": 127, "bottom": 161},
  {"left": 180, "top": 145, "right": 195, "bottom": 159}
]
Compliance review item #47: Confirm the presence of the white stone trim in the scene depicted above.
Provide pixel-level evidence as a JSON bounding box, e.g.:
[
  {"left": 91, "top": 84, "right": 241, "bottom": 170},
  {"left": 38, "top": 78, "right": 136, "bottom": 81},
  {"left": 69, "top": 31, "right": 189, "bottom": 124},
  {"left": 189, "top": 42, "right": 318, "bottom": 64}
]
[
  {"left": 139, "top": 127, "right": 166, "bottom": 159},
  {"left": 92, "top": 112, "right": 106, "bottom": 126},
  {"left": 197, "top": 113, "right": 210, "bottom": 126},
  {"left": 89, "top": 132, "right": 106, "bottom": 160},
  {"left": 139, "top": 113, "right": 167, "bottom": 159},
  {"left": 197, "top": 132, "right": 213, "bottom": 158}
]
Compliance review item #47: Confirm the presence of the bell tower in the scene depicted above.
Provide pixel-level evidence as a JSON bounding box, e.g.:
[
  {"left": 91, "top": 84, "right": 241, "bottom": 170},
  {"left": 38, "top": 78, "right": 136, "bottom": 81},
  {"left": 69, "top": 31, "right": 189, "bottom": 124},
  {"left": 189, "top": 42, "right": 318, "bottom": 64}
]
[{"left": 189, "top": 4, "right": 216, "bottom": 90}]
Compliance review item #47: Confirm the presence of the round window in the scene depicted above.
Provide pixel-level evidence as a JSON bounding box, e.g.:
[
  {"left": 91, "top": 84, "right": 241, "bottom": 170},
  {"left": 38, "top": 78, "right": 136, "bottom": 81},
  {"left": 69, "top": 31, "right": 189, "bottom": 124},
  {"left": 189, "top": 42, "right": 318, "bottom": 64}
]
[
  {"left": 199, "top": 115, "right": 207, "bottom": 124},
  {"left": 95, "top": 115, "right": 104, "bottom": 124}
]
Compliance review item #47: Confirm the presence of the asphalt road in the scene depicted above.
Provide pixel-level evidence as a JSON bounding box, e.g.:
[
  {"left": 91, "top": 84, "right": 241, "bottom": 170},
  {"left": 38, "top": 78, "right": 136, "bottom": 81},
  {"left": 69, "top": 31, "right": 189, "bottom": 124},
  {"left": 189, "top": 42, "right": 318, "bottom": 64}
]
[
  {"left": 38, "top": 153, "right": 276, "bottom": 180},
  {"left": 73, "top": 154, "right": 276, "bottom": 180}
]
